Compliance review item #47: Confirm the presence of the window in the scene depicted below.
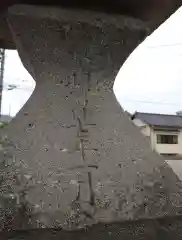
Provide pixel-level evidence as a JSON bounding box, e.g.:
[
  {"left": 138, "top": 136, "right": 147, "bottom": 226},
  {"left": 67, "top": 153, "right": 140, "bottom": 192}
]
[
  {"left": 157, "top": 134, "right": 178, "bottom": 144},
  {"left": 160, "top": 153, "right": 177, "bottom": 156}
]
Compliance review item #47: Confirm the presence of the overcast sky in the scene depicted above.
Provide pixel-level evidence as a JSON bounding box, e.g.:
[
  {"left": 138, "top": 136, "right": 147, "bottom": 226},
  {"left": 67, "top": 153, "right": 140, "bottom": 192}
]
[
  {"left": 2, "top": 50, "right": 35, "bottom": 116},
  {"left": 1, "top": 5, "right": 182, "bottom": 117},
  {"left": 114, "top": 5, "right": 182, "bottom": 114}
]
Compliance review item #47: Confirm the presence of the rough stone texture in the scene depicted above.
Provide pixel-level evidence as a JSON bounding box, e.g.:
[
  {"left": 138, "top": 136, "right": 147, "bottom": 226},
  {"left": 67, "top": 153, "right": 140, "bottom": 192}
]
[
  {"left": 2, "top": 4, "right": 182, "bottom": 230},
  {"left": 0, "top": 0, "right": 181, "bottom": 49},
  {"left": 2, "top": 215, "right": 182, "bottom": 240}
]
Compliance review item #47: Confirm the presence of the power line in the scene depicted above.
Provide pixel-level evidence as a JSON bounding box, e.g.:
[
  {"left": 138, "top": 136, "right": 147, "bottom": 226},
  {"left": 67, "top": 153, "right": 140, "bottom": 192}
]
[
  {"left": 122, "top": 98, "right": 182, "bottom": 106},
  {"left": 146, "top": 42, "right": 182, "bottom": 49}
]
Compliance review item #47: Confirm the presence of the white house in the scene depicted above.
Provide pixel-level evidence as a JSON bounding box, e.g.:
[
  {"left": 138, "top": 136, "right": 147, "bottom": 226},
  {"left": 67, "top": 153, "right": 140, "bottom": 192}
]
[{"left": 132, "top": 112, "right": 182, "bottom": 158}]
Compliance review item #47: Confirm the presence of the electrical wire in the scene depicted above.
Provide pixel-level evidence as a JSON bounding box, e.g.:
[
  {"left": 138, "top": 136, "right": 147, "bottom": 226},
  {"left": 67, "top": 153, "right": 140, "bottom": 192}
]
[
  {"left": 146, "top": 42, "right": 182, "bottom": 48},
  {"left": 122, "top": 98, "right": 182, "bottom": 106}
]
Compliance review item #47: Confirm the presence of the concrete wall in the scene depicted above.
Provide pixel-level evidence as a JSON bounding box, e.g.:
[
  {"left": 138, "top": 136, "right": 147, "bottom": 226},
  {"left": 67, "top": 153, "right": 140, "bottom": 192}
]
[{"left": 3, "top": 4, "right": 182, "bottom": 230}]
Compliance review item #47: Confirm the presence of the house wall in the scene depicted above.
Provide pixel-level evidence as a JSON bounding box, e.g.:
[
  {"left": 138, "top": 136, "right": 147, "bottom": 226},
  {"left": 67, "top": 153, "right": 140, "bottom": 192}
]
[
  {"left": 152, "top": 130, "right": 182, "bottom": 155},
  {"left": 133, "top": 118, "right": 182, "bottom": 155},
  {"left": 133, "top": 118, "right": 154, "bottom": 149},
  {"left": 132, "top": 118, "right": 151, "bottom": 137}
]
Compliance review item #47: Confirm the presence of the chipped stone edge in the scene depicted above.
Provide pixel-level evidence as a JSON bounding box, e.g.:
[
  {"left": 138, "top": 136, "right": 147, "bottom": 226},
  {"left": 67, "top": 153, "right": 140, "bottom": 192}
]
[{"left": 8, "top": 4, "right": 150, "bottom": 32}]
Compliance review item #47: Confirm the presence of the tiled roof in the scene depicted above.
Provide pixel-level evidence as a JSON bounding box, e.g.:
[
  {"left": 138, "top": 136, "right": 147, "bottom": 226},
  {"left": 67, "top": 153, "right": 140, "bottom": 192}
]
[{"left": 133, "top": 112, "right": 182, "bottom": 128}]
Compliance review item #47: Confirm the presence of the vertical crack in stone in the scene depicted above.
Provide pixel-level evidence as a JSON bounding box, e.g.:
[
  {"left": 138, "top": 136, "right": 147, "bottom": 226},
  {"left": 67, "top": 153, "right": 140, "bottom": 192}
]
[
  {"left": 88, "top": 171, "right": 95, "bottom": 207},
  {"left": 80, "top": 139, "right": 86, "bottom": 162},
  {"left": 83, "top": 99, "right": 88, "bottom": 121},
  {"left": 72, "top": 72, "right": 76, "bottom": 87},
  {"left": 72, "top": 109, "right": 76, "bottom": 121},
  {"left": 86, "top": 71, "right": 91, "bottom": 92},
  {"left": 76, "top": 117, "right": 83, "bottom": 134}
]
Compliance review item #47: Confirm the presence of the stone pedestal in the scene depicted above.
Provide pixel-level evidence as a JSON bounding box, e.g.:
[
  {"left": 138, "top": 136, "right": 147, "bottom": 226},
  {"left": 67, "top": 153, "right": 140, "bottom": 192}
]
[{"left": 2, "top": 4, "right": 182, "bottom": 229}]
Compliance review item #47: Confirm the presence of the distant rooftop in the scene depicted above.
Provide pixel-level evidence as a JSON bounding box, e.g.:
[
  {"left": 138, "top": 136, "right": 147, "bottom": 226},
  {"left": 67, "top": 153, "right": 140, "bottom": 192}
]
[{"left": 132, "top": 112, "right": 182, "bottom": 128}]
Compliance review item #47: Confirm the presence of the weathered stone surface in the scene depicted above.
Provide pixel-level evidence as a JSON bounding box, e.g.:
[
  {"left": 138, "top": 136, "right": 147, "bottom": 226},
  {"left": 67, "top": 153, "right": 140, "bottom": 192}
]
[
  {"left": 2, "top": 4, "right": 182, "bottom": 230},
  {"left": 0, "top": 0, "right": 181, "bottom": 49},
  {"left": 2, "top": 215, "right": 182, "bottom": 239}
]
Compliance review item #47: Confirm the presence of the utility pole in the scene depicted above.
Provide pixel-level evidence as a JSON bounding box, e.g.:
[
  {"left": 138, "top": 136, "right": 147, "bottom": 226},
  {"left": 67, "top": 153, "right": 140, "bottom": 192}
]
[{"left": 0, "top": 49, "right": 5, "bottom": 117}]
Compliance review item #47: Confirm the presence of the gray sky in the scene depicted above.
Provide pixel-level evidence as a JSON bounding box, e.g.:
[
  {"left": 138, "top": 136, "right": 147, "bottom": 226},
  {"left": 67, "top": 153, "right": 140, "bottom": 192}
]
[
  {"left": 2, "top": 6, "right": 182, "bottom": 117},
  {"left": 114, "top": 6, "right": 182, "bottom": 114},
  {"left": 2, "top": 50, "right": 35, "bottom": 116}
]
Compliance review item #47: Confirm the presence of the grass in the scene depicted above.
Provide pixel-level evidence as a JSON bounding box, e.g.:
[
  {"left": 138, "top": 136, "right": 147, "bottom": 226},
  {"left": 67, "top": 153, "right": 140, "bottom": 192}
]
[{"left": 0, "top": 121, "right": 9, "bottom": 129}]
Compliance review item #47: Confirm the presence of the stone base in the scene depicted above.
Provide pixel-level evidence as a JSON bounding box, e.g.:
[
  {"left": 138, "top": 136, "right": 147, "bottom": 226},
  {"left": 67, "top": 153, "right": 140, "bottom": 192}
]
[{"left": 3, "top": 215, "right": 182, "bottom": 240}]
